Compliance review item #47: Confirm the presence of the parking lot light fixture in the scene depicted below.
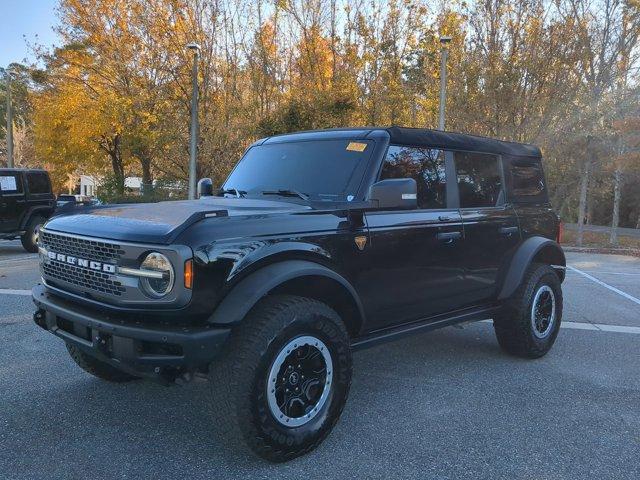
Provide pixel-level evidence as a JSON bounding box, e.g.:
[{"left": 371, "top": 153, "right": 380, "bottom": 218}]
[
  {"left": 438, "top": 36, "right": 452, "bottom": 131},
  {"left": 4, "top": 68, "right": 13, "bottom": 168},
  {"left": 187, "top": 43, "right": 201, "bottom": 200}
]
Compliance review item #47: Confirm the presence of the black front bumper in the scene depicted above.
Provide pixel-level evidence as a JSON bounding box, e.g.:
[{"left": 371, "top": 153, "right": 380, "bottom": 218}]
[{"left": 32, "top": 284, "right": 230, "bottom": 381}]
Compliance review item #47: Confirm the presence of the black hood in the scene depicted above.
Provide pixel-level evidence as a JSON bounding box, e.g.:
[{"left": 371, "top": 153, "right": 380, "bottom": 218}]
[{"left": 45, "top": 197, "right": 312, "bottom": 244}]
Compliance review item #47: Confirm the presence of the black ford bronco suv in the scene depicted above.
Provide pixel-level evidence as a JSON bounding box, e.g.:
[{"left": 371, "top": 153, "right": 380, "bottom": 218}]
[
  {"left": 1, "top": 168, "right": 55, "bottom": 252},
  {"left": 32, "top": 127, "right": 565, "bottom": 461}
]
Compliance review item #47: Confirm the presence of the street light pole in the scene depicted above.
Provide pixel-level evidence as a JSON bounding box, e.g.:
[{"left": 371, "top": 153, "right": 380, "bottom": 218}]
[
  {"left": 438, "top": 36, "right": 452, "bottom": 131},
  {"left": 5, "top": 71, "right": 13, "bottom": 168},
  {"left": 186, "top": 43, "right": 200, "bottom": 200}
]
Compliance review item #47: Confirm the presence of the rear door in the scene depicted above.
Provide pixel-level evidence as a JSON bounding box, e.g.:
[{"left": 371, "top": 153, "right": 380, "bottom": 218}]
[
  {"left": 505, "top": 156, "right": 558, "bottom": 240},
  {"left": 360, "top": 145, "right": 466, "bottom": 330},
  {"left": 24, "top": 171, "right": 54, "bottom": 222},
  {"left": 0, "top": 172, "right": 26, "bottom": 232},
  {"left": 453, "top": 151, "right": 521, "bottom": 305}
]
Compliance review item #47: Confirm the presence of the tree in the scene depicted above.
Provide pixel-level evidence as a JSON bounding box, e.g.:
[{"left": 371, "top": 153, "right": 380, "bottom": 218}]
[
  {"left": 1, "top": 63, "right": 35, "bottom": 167},
  {"left": 21, "top": 0, "right": 640, "bottom": 225}
]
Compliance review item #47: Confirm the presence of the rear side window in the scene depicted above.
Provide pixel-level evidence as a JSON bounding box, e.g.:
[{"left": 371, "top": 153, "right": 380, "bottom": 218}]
[
  {"left": 511, "top": 162, "right": 545, "bottom": 197},
  {"left": 0, "top": 174, "right": 23, "bottom": 194},
  {"left": 381, "top": 145, "right": 447, "bottom": 209},
  {"left": 26, "top": 172, "right": 51, "bottom": 195},
  {"left": 454, "top": 152, "right": 502, "bottom": 208}
]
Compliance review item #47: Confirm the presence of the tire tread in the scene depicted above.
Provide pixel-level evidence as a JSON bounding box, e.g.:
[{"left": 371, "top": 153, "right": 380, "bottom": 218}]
[
  {"left": 493, "top": 263, "right": 563, "bottom": 358},
  {"left": 209, "top": 294, "right": 351, "bottom": 462}
]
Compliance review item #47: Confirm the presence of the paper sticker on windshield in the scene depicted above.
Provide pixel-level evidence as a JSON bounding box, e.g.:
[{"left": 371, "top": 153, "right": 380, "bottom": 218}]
[
  {"left": 346, "top": 142, "right": 367, "bottom": 152},
  {"left": 0, "top": 175, "right": 17, "bottom": 192}
]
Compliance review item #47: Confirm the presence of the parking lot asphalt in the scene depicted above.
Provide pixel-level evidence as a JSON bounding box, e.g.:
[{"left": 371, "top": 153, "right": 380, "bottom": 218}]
[{"left": 1, "top": 243, "right": 639, "bottom": 480}]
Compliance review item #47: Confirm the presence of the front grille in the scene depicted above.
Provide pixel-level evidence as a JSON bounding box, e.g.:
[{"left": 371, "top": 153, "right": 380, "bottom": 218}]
[
  {"left": 40, "top": 230, "right": 124, "bottom": 264},
  {"left": 40, "top": 230, "right": 126, "bottom": 297},
  {"left": 42, "top": 261, "right": 125, "bottom": 296}
]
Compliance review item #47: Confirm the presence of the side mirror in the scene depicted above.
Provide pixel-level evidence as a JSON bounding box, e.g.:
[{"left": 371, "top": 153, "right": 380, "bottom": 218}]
[
  {"left": 367, "top": 178, "right": 417, "bottom": 209},
  {"left": 197, "top": 178, "right": 214, "bottom": 198}
]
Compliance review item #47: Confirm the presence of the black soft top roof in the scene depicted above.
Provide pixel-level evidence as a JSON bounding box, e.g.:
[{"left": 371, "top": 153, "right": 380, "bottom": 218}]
[
  {"left": 261, "top": 126, "right": 541, "bottom": 158},
  {"left": 385, "top": 127, "right": 541, "bottom": 157}
]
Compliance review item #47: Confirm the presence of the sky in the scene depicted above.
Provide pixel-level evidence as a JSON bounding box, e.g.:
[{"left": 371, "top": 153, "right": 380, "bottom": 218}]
[{"left": 1, "top": 0, "right": 60, "bottom": 67}]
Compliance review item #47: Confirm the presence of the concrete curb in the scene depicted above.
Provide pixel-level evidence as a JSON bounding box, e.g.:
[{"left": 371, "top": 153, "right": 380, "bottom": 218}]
[{"left": 562, "top": 245, "right": 640, "bottom": 257}]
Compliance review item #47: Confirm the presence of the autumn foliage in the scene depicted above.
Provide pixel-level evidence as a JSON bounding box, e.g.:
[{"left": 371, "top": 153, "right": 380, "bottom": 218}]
[{"left": 2, "top": 0, "right": 640, "bottom": 236}]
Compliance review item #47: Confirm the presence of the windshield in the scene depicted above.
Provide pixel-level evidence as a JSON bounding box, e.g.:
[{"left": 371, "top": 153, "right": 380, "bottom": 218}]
[{"left": 222, "top": 139, "right": 374, "bottom": 202}]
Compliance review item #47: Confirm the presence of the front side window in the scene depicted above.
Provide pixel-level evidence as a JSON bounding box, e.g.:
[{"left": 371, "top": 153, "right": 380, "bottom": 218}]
[
  {"left": 380, "top": 145, "right": 447, "bottom": 209},
  {"left": 223, "top": 139, "right": 374, "bottom": 202},
  {"left": 26, "top": 172, "right": 50, "bottom": 195},
  {"left": 0, "top": 174, "right": 23, "bottom": 194},
  {"left": 454, "top": 152, "right": 502, "bottom": 208}
]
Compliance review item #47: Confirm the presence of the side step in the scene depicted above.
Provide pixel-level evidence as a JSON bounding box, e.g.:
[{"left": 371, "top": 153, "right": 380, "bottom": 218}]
[{"left": 351, "top": 305, "right": 500, "bottom": 351}]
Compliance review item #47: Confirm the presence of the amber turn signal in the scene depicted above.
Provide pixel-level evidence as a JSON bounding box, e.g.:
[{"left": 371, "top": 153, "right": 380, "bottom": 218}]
[{"left": 184, "top": 259, "right": 193, "bottom": 289}]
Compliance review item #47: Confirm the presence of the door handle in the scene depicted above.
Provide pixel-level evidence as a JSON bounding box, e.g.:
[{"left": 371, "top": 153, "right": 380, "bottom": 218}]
[
  {"left": 438, "top": 215, "right": 451, "bottom": 222},
  {"left": 500, "top": 226, "right": 519, "bottom": 236},
  {"left": 437, "top": 231, "right": 462, "bottom": 242}
]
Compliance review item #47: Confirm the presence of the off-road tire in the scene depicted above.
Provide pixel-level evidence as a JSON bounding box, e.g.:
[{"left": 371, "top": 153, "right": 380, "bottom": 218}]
[
  {"left": 493, "top": 263, "right": 563, "bottom": 358},
  {"left": 209, "top": 294, "right": 352, "bottom": 462},
  {"left": 66, "top": 343, "right": 139, "bottom": 382},
  {"left": 20, "top": 215, "right": 45, "bottom": 253}
]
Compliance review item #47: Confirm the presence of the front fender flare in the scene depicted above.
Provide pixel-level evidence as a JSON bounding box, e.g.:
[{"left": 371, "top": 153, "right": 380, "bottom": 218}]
[
  {"left": 497, "top": 237, "right": 565, "bottom": 300},
  {"left": 207, "top": 259, "right": 364, "bottom": 326},
  {"left": 20, "top": 205, "right": 54, "bottom": 229}
]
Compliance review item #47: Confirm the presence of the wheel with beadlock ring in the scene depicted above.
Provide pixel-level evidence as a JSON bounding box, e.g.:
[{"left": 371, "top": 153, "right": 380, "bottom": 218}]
[{"left": 208, "top": 294, "right": 352, "bottom": 462}]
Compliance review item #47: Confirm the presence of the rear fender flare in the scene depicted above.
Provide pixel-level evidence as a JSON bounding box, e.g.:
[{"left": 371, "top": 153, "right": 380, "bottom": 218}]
[
  {"left": 498, "top": 237, "right": 565, "bottom": 300},
  {"left": 207, "top": 259, "right": 365, "bottom": 326}
]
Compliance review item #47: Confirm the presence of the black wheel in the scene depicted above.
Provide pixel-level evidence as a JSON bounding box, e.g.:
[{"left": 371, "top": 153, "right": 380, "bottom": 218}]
[
  {"left": 66, "top": 343, "right": 139, "bottom": 382},
  {"left": 20, "top": 215, "right": 45, "bottom": 253},
  {"left": 493, "top": 263, "right": 563, "bottom": 358},
  {"left": 209, "top": 295, "right": 352, "bottom": 462}
]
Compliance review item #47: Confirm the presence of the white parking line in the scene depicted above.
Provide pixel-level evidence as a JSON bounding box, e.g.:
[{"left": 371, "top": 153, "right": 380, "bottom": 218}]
[
  {"left": 566, "top": 265, "right": 640, "bottom": 306},
  {"left": 566, "top": 271, "right": 640, "bottom": 276},
  {"left": 0, "top": 289, "right": 32, "bottom": 296},
  {"left": 480, "top": 319, "right": 640, "bottom": 334}
]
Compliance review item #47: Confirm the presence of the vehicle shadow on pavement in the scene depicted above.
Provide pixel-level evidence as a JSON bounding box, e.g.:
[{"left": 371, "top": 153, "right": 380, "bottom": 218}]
[
  {"left": 15, "top": 322, "right": 632, "bottom": 480},
  {"left": 4, "top": 324, "right": 511, "bottom": 477},
  {"left": 0, "top": 244, "right": 29, "bottom": 257}
]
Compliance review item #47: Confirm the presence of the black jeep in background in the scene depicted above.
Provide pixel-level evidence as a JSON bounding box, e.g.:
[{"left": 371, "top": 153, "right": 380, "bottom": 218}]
[
  {"left": 32, "top": 127, "right": 565, "bottom": 462},
  {"left": 0, "top": 168, "right": 55, "bottom": 252}
]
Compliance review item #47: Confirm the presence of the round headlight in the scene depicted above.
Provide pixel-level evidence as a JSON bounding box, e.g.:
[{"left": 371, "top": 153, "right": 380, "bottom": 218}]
[{"left": 140, "top": 252, "right": 175, "bottom": 298}]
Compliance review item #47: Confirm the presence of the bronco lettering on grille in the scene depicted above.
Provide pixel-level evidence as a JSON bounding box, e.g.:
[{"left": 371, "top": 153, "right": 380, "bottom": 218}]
[{"left": 46, "top": 250, "right": 116, "bottom": 274}]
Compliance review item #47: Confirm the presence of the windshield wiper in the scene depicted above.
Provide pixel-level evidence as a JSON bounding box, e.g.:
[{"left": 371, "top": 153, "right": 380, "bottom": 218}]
[
  {"left": 261, "top": 189, "right": 310, "bottom": 201},
  {"left": 219, "top": 187, "right": 246, "bottom": 198}
]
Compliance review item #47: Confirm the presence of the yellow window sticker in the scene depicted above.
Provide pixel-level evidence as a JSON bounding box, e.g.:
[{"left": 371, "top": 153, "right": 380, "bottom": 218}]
[{"left": 346, "top": 142, "right": 367, "bottom": 152}]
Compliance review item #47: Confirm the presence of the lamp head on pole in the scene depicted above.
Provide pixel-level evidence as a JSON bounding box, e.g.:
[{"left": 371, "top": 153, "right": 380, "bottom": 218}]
[
  {"left": 186, "top": 43, "right": 201, "bottom": 55},
  {"left": 439, "top": 36, "right": 452, "bottom": 47}
]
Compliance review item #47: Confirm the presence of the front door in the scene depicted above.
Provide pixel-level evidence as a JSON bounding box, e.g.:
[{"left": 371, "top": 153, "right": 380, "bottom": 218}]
[{"left": 357, "top": 145, "right": 466, "bottom": 331}]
